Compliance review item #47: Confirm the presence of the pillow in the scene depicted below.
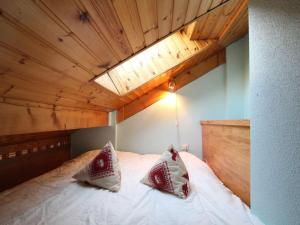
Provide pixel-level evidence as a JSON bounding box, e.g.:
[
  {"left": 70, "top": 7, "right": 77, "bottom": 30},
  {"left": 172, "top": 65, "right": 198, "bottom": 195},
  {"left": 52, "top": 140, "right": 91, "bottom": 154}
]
[
  {"left": 141, "top": 147, "right": 190, "bottom": 199},
  {"left": 73, "top": 141, "right": 121, "bottom": 192}
]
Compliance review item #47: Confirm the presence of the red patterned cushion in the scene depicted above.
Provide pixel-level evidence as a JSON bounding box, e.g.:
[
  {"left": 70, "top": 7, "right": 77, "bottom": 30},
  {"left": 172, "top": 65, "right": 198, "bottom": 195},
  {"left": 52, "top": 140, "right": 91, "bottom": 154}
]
[
  {"left": 73, "top": 142, "right": 121, "bottom": 192},
  {"left": 141, "top": 147, "right": 191, "bottom": 199}
]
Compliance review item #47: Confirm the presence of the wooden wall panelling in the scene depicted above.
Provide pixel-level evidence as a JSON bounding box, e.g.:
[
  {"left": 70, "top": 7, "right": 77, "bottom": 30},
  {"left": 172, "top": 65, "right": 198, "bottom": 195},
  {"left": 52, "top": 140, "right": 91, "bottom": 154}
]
[
  {"left": 117, "top": 50, "right": 226, "bottom": 122},
  {"left": 79, "top": 82, "right": 125, "bottom": 109},
  {"left": 75, "top": 0, "right": 133, "bottom": 59},
  {"left": 210, "top": 0, "right": 223, "bottom": 9},
  {"left": 197, "top": 0, "right": 214, "bottom": 17},
  {"left": 201, "top": 120, "right": 250, "bottom": 205},
  {"left": 0, "top": 67, "right": 123, "bottom": 111},
  {"left": 187, "top": 0, "right": 243, "bottom": 40},
  {"left": 0, "top": 130, "right": 72, "bottom": 191},
  {"left": 208, "top": 0, "right": 243, "bottom": 38},
  {"left": 136, "top": 0, "right": 158, "bottom": 46},
  {"left": 0, "top": 101, "right": 108, "bottom": 136},
  {"left": 171, "top": 0, "right": 189, "bottom": 31},
  {"left": 219, "top": 0, "right": 248, "bottom": 47},
  {"left": 157, "top": 0, "right": 173, "bottom": 39},
  {"left": 0, "top": 43, "right": 124, "bottom": 110},
  {"left": 112, "top": 0, "right": 145, "bottom": 53},
  {"left": 0, "top": 16, "right": 92, "bottom": 82},
  {"left": 0, "top": 46, "right": 84, "bottom": 89},
  {"left": 0, "top": 0, "right": 104, "bottom": 75},
  {"left": 184, "top": 0, "right": 202, "bottom": 24},
  {"left": 0, "top": 75, "right": 106, "bottom": 111},
  {"left": 39, "top": 0, "right": 120, "bottom": 67}
]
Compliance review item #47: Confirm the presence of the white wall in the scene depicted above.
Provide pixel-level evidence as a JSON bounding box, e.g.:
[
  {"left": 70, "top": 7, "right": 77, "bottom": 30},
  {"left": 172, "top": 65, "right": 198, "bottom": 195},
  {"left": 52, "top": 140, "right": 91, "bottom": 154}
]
[
  {"left": 117, "top": 37, "right": 249, "bottom": 157},
  {"left": 226, "top": 35, "right": 250, "bottom": 119},
  {"left": 117, "top": 65, "right": 226, "bottom": 157},
  {"left": 249, "top": 1, "right": 300, "bottom": 225}
]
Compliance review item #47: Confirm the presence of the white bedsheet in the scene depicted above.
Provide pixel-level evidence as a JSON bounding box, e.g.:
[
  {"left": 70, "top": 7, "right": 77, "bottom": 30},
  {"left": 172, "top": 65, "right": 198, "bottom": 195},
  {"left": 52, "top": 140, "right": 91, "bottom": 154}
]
[{"left": 0, "top": 150, "right": 264, "bottom": 225}]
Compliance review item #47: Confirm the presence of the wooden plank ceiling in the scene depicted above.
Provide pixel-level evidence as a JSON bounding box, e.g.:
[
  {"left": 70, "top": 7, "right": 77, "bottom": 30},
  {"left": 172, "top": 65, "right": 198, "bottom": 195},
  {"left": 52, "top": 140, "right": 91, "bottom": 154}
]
[{"left": 0, "top": 0, "right": 248, "bottom": 134}]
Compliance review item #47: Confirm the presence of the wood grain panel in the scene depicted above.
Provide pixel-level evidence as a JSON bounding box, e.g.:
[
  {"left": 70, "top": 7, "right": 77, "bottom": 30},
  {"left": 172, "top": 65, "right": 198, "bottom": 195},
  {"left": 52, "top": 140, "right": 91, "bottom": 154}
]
[
  {"left": 0, "top": 130, "right": 72, "bottom": 191},
  {"left": 185, "top": 0, "right": 202, "bottom": 24},
  {"left": 136, "top": 0, "right": 158, "bottom": 46},
  {"left": 0, "top": 16, "right": 92, "bottom": 82},
  {"left": 112, "top": 0, "right": 145, "bottom": 53},
  {"left": 157, "top": 0, "right": 173, "bottom": 38},
  {"left": 0, "top": 45, "right": 85, "bottom": 89},
  {"left": 201, "top": 120, "right": 250, "bottom": 206},
  {"left": 210, "top": 0, "right": 223, "bottom": 9},
  {"left": 219, "top": 0, "right": 248, "bottom": 47},
  {"left": 188, "top": 0, "right": 243, "bottom": 40},
  {"left": 0, "top": 102, "right": 108, "bottom": 136},
  {"left": 172, "top": 0, "right": 189, "bottom": 31},
  {"left": 40, "top": 0, "right": 119, "bottom": 66},
  {"left": 0, "top": 75, "right": 107, "bottom": 111},
  {"left": 78, "top": 0, "right": 133, "bottom": 59},
  {"left": 0, "top": 68, "right": 122, "bottom": 111},
  {"left": 0, "top": 0, "right": 104, "bottom": 74},
  {"left": 197, "top": 0, "right": 213, "bottom": 17}
]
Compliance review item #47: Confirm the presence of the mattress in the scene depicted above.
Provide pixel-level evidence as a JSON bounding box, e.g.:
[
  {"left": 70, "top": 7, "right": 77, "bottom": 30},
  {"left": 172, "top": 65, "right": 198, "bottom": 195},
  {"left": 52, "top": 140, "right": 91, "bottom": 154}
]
[{"left": 0, "top": 150, "right": 263, "bottom": 225}]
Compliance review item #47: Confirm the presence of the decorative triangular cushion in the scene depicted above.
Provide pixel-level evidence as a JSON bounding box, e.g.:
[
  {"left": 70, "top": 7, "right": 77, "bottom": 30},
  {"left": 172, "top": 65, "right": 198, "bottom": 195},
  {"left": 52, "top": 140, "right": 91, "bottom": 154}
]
[
  {"left": 141, "top": 147, "right": 190, "bottom": 198},
  {"left": 73, "top": 141, "right": 121, "bottom": 192}
]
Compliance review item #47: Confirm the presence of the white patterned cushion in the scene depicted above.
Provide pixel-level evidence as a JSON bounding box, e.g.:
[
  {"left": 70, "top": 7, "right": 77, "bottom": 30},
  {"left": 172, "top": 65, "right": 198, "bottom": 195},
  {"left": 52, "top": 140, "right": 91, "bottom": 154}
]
[
  {"left": 73, "top": 142, "right": 121, "bottom": 192},
  {"left": 141, "top": 147, "right": 190, "bottom": 198}
]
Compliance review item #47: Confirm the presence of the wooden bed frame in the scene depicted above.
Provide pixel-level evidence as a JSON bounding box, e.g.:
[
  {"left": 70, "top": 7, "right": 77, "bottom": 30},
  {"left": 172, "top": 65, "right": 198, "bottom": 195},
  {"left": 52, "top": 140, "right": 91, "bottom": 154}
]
[
  {"left": 0, "top": 130, "right": 73, "bottom": 191},
  {"left": 201, "top": 120, "right": 250, "bottom": 206}
]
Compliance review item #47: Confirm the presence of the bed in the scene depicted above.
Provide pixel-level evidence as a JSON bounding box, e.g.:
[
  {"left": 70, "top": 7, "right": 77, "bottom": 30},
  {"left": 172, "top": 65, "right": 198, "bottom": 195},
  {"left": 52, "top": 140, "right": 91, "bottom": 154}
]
[{"left": 0, "top": 149, "right": 262, "bottom": 225}]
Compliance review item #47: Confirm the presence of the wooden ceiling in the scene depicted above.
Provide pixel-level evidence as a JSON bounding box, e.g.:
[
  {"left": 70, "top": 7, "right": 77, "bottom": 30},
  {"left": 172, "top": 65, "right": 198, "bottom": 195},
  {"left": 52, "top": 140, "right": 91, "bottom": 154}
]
[{"left": 0, "top": 0, "right": 248, "bottom": 135}]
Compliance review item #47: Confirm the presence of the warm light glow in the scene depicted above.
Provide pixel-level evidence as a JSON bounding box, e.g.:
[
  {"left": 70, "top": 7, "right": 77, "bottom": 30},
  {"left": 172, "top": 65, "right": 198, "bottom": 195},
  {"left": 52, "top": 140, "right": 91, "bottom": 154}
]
[{"left": 161, "top": 92, "right": 177, "bottom": 106}]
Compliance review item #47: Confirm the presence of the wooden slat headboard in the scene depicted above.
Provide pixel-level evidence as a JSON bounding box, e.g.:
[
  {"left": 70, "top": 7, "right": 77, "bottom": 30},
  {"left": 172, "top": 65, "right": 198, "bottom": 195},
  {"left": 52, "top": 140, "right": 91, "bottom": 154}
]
[
  {"left": 0, "top": 131, "right": 73, "bottom": 191},
  {"left": 201, "top": 120, "right": 250, "bottom": 206}
]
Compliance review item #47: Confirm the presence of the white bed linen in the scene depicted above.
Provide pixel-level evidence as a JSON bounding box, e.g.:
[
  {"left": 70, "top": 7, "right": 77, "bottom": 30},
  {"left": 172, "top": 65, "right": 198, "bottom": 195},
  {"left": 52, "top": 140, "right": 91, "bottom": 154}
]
[{"left": 0, "top": 150, "right": 263, "bottom": 225}]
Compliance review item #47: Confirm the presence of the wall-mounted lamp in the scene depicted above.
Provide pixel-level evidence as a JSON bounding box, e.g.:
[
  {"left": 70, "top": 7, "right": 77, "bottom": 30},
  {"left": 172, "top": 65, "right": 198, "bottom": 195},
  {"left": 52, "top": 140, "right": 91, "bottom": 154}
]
[{"left": 168, "top": 80, "right": 176, "bottom": 92}]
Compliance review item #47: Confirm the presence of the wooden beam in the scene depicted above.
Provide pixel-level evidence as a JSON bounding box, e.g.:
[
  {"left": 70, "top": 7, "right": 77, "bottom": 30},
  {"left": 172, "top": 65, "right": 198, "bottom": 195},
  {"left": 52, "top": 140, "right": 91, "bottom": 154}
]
[
  {"left": 218, "top": 0, "right": 248, "bottom": 47},
  {"left": 0, "top": 101, "right": 108, "bottom": 136},
  {"left": 185, "top": 0, "right": 243, "bottom": 40},
  {"left": 117, "top": 50, "right": 225, "bottom": 123}
]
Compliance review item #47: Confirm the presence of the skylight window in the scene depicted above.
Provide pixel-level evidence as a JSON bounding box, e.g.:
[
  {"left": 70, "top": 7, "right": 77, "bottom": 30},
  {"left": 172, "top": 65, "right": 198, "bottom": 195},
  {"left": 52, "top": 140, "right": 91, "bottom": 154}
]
[{"left": 95, "top": 31, "right": 205, "bottom": 96}]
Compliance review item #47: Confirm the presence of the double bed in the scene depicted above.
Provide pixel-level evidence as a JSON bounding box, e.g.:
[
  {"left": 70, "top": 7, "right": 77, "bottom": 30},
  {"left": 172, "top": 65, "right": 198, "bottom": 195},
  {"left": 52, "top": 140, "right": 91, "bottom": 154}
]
[{"left": 0, "top": 150, "right": 262, "bottom": 225}]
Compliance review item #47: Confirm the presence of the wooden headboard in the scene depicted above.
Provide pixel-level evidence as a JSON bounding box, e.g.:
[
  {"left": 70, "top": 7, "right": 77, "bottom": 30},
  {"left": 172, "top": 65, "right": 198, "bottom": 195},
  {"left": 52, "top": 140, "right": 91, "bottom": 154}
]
[
  {"left": 201, "top": 120, "right": 250, "bottom": 206},
  {"left": 0, "top": 131, "right": 73, "bottom": 191}
]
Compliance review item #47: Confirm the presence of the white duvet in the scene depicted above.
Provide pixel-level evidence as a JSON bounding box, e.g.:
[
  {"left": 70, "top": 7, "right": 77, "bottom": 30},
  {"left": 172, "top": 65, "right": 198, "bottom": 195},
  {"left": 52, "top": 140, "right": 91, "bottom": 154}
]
[{"left": 0, "top": 150, "right": 263, "bottom": 225}]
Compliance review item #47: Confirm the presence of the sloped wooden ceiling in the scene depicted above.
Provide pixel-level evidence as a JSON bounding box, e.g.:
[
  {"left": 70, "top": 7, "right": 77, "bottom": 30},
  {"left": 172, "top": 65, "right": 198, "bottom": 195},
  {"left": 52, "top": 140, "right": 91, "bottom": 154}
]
[{"left": 0, "top": 0, "right": 248, "bottom": 135}]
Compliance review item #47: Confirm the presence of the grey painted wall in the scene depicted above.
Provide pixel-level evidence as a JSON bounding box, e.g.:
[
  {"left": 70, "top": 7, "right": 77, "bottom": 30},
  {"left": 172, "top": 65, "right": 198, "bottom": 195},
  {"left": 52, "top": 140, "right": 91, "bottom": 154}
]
[
  {"left": 71, "top": 112, "right": 116, "bottom": 157},
  {"left": 249, "top": 1, "right": 300, "bottom": 225},
  {"left": 225, "top": 35, "right": 249, "bottom": 119},
  {"left": 117, "top": 37, "right": 249, "bottom": 157},
  {"left": 71, "top": 126, "right": 116, "bottom": 157}
]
